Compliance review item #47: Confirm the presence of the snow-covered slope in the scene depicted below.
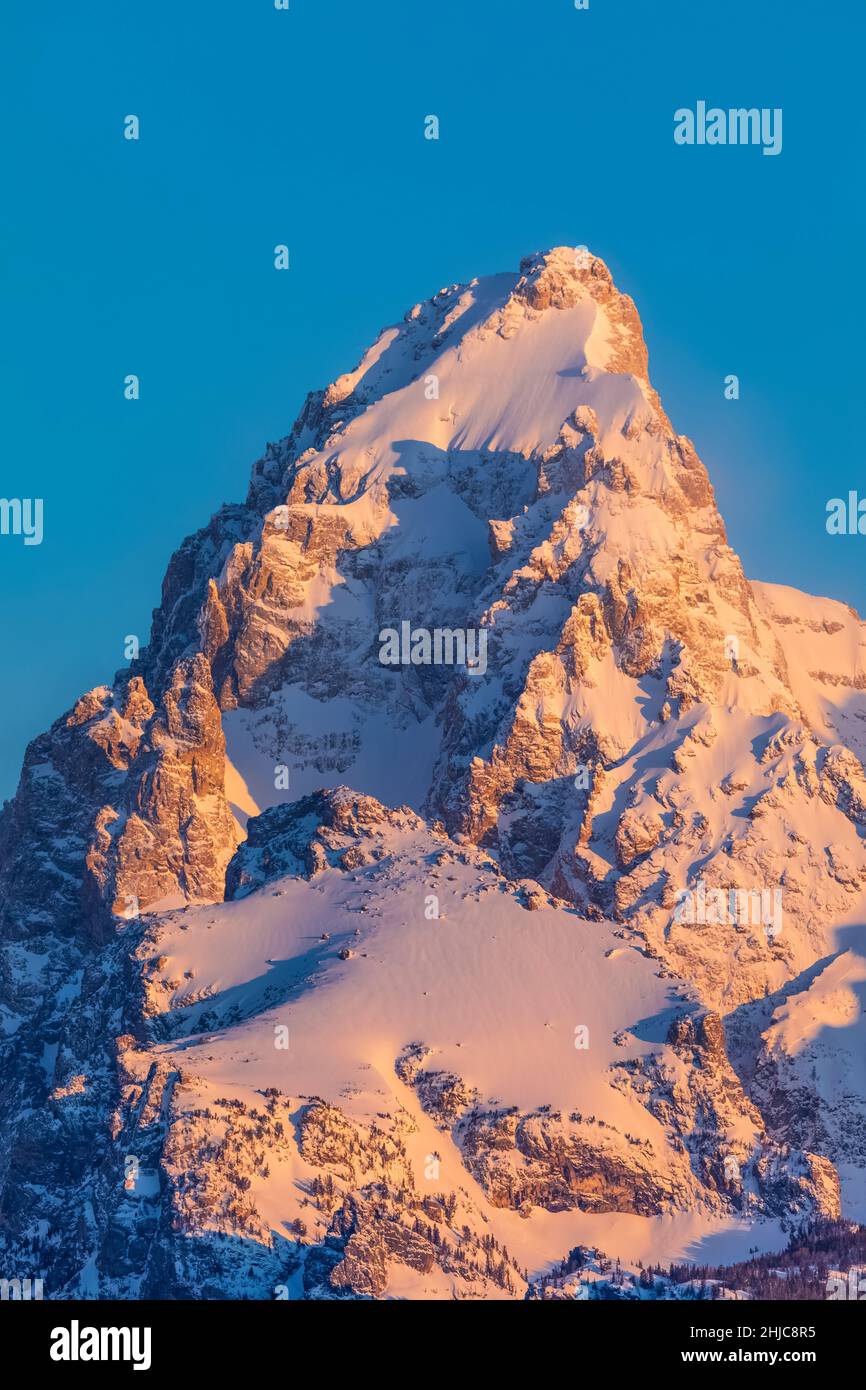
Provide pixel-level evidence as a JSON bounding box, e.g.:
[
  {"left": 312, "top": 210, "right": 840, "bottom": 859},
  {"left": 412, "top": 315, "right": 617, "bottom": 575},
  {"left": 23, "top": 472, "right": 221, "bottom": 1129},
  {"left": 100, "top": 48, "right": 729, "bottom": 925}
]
[
  {"left": 1, "top": 247, "right": 865, "bottom": 1299},
  {"left": 753, "top": 580, "right": 866, "bottom": 762}
]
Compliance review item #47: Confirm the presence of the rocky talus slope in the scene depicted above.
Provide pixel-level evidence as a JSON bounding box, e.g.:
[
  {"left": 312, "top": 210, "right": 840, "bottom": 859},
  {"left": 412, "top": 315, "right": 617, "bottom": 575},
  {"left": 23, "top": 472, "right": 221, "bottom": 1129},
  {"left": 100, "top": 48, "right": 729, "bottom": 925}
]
[{"left": 1, "top": 248, "right": 865, "bottom": 1298}]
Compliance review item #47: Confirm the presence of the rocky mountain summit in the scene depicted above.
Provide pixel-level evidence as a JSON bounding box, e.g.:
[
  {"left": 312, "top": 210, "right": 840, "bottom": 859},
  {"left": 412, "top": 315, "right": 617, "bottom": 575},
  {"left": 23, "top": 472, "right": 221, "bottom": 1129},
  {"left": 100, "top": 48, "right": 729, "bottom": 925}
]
[{"left": 2, "top": 247, "right": 866, "bottom": 1299}]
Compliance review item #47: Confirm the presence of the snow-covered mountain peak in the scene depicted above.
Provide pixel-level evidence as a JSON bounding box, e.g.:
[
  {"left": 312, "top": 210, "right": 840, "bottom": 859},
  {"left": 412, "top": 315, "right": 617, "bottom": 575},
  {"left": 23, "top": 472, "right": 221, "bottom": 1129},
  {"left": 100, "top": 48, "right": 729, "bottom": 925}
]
[
  {"left": 4, "top": 249, "right": 866, "bottom": 1299},
  {"left": 246, "top": 246, "right": 669, "bottom": 525}
]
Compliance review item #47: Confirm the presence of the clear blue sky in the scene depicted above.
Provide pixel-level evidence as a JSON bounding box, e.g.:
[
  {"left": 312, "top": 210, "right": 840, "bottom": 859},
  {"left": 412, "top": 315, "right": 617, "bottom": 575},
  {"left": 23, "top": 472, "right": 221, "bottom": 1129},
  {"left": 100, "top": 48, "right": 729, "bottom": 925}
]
[{"left": 1, "top": 0, "right": 864, "bottom": 803}]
